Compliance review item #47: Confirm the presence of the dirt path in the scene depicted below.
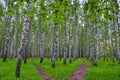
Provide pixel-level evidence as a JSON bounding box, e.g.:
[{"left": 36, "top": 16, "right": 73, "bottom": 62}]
[
  {"left": 32, "top": 63, "right": 51, "bottom": 80},
  {"left": 70, "top": 62, "right": 87, "bottom": 80}
]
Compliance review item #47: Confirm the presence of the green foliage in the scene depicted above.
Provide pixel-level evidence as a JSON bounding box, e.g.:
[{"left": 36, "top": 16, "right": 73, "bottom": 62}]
[
  {"left": 0, "top": 5, "right": 4, "bottom": 16},
  {"left": 7, "top": 8, "right": 15, "bottom": 16},
  {"left": 18, "top": 0, "right": 31, "bottom": 3}
]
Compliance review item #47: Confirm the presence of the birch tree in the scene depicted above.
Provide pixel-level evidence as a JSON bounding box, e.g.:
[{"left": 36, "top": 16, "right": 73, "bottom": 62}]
[{"left": 15, "top": 1, "right": 30, "bottom": 77}]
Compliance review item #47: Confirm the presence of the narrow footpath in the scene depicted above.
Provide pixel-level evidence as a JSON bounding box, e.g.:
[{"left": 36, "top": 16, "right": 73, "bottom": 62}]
[
  {"left": 32, "top": 63, "right": 52, "bottom": 80},
  {"left": 70, "top": 62, "right": 87, "bottom": 80},
  {"left": 33, "top": 62, "right": 87, "bottom": 80}
]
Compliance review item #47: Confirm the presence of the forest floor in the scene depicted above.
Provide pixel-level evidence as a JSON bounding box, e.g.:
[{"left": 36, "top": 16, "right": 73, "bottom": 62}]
[
  {"left": 70, "top": 62, "right": 87, "bottom": 80},
  {"left": 33, "top": 61, "right": 87, "bottom": 80},
  {"left": 35, "top": 58, "right": 84, "bottom": 80},
  {"left": 1, "top": 58, "right": 120, "bottom": 80}
]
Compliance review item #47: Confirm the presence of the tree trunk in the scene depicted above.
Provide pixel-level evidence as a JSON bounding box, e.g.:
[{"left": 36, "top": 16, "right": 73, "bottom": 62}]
[
  {"left": 115, "top": 13, "right": 120, "bottom": 63},
  {"left": 3, "top": 16, "right": 11, "bottom": 62},
  {"left": 96, "top": 13, "right": 100, "bottom": 62},
  {"left": 109, "top": 20, "right": 114, "bottom": 62},
  {"left": 15, "top": 2, "right": 30, "bottom": 77},
  {"left": 69, "top": 17, "right": 73, "bottom": 63},
  {"left": 73, "top": 0, "right": 78, "bottom": 59},
  {"left": 10, "top": 16, "right": 17, "bottom": 59},
  {"left": 102, "top": 27, "right": 107, "bottom": 61},
  {"left": 63, "top": 20, "right": 67, "bottom": 65},
  {"left": 40, "top": 27, "right": 45, "bottom": 63},
  {"left": 90, "top": 21, "right": 97, "bottom": 66},
  {"left": 15, "top": 54, "right": 22, "bottom": 77},
  {"left": 52, "top": 27, "right": 59, "bottom": 67}
]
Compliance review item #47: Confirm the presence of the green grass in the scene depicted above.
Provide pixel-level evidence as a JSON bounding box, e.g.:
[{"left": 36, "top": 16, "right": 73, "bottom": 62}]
[
  {"left": 83, "top": 59, "right": 120, "bottom": 80},
  {"left": 1, "top": 58, "right": 120, "bottom": 80},
  {"left": 0, "top": 58, "right": 84, "bottom": 80},
  {"left": 34, "top": 58, "right": 84, "bottom": 80},
  {"left": 0, "top": 58, "right": 42, "bottom": 80}
]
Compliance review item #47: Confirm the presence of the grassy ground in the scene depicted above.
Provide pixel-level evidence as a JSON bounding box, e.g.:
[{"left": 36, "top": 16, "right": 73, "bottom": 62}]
[
  {"left": 83, "top": 59, "right": 120, "bottom": 80},
  {"left": 0, "top": 58, "right": 84, "bottom": 80},
  {"left": 34, "top": 58, "right": 84, "bottom": 80},
  {"left": 1, "top": 58, "right": 120, "bottom": 80},
  {"left": 0, "top": 58, "right": 42, "bottom": 80}
]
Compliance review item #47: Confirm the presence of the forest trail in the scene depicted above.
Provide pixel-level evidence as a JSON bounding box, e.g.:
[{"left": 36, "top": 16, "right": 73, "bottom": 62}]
[
  {"left": 70, "top": 62, "right": 87, "bottom": 80},
  {"left": 32, "top": 63, "right": 52, "bottom": 80},
  {"left": 32, "top": 62, "right": 87, "bottom": 80}
]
